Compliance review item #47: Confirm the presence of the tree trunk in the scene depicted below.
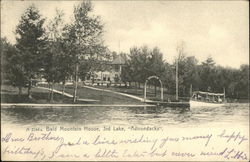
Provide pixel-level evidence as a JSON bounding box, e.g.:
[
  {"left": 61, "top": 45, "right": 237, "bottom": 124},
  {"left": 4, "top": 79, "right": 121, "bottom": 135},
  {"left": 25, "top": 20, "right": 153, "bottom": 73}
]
[
  {"left": 155, "top": 84, "right": 157, "bottom": 97},
  {"left": 135, "top": 82, "right": 138, "bottom": 94},
  {"left": 27, "top": 79, "right": 32, "bottom": 99},
  {"left": 62, "top": 82, "right": 65, "bottom": 95},
  {"left": 91, "top": 72, "right": 94, "bottom": 85},
  {"left": 73, "top": 63, "right": 78, "bottom": 102},
  {"left": 176, "top": 58, "right": 178, "bottom": 101},
  {"left": 18, "top": 86, "right": 22, "bottom": 96},
  {"left": 190, "top": 84, "right": 192, "bottom": 97},
  {"left": 48, "top": 83, "right": 51, "bottom": 100},
  {"left": 50, "top": 81, "right": 54, "bottom": 102}
]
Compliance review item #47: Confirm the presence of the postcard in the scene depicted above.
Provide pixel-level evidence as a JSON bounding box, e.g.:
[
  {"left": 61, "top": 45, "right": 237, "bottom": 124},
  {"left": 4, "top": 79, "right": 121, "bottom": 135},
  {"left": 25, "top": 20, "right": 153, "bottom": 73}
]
[{"left": 1, "top": 0, "right": 249, "bottom": 161}]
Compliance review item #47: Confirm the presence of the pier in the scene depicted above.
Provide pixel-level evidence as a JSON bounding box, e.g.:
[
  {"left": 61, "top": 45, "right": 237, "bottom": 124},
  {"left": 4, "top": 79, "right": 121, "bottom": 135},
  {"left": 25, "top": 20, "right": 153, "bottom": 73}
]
[
  {"left": 143, "top": 76, "right": 190, "bottom": 109},
  {"left": 145, "top": 101, "right": 190, "bottom": 109},
  {"left": 1, "top": 103, "right": 156, "bottom": 108}
]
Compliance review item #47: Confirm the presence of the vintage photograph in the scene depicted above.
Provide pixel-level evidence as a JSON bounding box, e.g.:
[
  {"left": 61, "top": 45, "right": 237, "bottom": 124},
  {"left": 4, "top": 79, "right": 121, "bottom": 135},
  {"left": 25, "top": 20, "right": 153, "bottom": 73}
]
[{"left": 1, "top": 0, "right": 249, "bottom": 161}]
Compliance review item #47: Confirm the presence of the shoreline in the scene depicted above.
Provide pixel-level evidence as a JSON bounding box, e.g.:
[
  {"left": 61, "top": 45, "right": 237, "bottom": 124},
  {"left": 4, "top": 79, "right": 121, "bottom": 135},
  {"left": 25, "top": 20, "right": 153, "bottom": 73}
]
[
  {"left": 1, "top": 103, "right": 155, "bottom": 108},
  {"left": 1, "top": 84, "right": 248, "bottom": 105}
]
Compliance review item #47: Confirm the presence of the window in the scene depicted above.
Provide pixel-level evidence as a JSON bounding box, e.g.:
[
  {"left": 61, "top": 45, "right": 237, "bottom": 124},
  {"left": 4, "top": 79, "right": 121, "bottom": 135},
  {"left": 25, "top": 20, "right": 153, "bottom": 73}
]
[{"left": 114, "top": 65, "right": 119, "bottom": 72}]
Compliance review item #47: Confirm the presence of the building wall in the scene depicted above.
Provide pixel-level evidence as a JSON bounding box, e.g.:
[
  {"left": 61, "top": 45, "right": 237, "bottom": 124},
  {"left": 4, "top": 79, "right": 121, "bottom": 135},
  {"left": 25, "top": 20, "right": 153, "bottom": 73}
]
[{"left": 94, "top": 64, "right": 122, "bottom": 83}]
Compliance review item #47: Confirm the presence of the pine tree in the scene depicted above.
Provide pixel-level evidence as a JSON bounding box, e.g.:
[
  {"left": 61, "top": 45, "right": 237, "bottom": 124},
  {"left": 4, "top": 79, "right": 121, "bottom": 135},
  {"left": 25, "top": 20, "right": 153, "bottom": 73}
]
[{"left": 15, "top": 5, "right": 46, "bottom": 98}]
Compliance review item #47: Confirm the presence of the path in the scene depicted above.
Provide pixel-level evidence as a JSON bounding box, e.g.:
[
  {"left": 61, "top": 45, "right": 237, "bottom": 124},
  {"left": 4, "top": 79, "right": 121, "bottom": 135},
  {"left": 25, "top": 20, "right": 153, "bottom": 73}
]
[
  {"left": 1, "top": 103, "right": 155, "bottom": 108},
  {"left": 83, "top": 85, "right": 153, "bottom": 102},
  {"left": 37, "top": 86, "right": 100, "bottom": 102}
]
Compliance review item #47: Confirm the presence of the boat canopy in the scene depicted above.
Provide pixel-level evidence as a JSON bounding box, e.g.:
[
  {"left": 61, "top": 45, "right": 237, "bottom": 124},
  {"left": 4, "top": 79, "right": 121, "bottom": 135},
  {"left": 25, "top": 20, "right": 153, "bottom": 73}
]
[{"left": 192, "top": 91, "right": 224, "bottom": 96}]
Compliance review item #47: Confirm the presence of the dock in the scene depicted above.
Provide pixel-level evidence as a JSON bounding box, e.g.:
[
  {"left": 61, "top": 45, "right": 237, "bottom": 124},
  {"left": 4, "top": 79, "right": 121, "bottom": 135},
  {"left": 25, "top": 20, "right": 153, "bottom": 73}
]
[
  {"left": 1, "top": 103, "right": 156, "bottom": 108},
  {"left": 145, "top": 101, "right": 190, "bottom": 109}
]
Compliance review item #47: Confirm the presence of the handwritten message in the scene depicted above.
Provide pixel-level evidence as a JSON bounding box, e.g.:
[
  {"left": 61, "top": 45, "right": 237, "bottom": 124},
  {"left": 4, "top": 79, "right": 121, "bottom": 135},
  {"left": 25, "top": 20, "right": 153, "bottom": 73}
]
[{"left": 1, "top": 125, "right": 249, "bottom": 161}]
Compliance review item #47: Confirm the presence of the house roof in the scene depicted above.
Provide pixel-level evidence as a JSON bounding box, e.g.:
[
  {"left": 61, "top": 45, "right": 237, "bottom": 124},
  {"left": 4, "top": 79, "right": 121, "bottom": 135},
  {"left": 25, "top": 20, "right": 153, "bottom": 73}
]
[{"left": 111, "top": 54, "right": 126, "bottom": 65}]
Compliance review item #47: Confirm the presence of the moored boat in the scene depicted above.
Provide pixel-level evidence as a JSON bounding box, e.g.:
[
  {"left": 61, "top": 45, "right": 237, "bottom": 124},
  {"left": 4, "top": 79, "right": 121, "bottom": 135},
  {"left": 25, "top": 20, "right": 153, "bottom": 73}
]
[{"left": 190, "top": 91, "right": 225, "bottom": 109}]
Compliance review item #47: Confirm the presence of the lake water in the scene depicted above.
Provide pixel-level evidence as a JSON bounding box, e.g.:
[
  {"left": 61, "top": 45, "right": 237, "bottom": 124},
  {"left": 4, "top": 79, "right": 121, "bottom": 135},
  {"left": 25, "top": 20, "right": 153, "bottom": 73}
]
[{"left": 1, "top": 103, "right": 249, "bottom": 128}]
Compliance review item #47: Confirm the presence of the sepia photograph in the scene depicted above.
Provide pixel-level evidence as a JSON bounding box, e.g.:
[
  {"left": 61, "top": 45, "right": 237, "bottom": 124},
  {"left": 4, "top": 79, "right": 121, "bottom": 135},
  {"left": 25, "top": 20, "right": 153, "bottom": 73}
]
[{"left": 1, "top": 0, "right": 249, "bottom": 161}]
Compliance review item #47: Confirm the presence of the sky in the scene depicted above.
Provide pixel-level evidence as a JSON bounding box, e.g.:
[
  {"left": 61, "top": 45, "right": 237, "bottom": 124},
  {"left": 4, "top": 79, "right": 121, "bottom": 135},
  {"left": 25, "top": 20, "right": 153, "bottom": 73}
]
[{"left": 1, "top": 0, "right": 249, "bottom": 68}]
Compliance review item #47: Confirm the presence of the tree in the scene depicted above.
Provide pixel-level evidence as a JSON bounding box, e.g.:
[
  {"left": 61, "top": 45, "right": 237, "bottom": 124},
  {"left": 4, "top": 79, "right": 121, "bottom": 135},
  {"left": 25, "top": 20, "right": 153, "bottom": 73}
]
[
  {"left": 1, "top": 38, "right": 28, "bottom": 95},
  {"left": 181, "top": 56, "right": 199, "bottom": 96},
  {"left": 65, "top": 1, "right": 104, "bottom": 102},
  {"left": 148, "top": 47, "right": 165, "bottom": 76},
  {"left": 15, "top": 5, "right": 46, "bottom": 98},
  {"left": 121, "top": 52, "right": 132, "bottom": 86},
  {"left": 236, "top": 64, "right": 249, "bottom": 98},
  {"left": 121, "top": 45, "right": 166, "bottom": 93},
  {"left": 148, "top": 47, "right": 165, "bottom": 96},
  {"left": 175, "top": 41, "right": 186, "bottom": 100},
  {"left": 1, "top": 38, "right": 12, "bottom": 83},
  {"left": 199, "top": 56, "right": 216, "bottom": 92},
  {"left": 43, "top": 9, "right": 69, "bottom": 101},
  {"left": 126, "top": 47, "right": 140, "bottom": 86},
  {"left": 126, "top": 46, "right": 151, "bottom": 88}
]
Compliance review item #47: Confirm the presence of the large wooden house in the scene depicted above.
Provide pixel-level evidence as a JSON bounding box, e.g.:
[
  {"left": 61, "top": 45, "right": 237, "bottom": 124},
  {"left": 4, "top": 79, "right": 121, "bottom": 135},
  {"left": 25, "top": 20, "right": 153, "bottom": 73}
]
[{"left": 84, "top": 54, "right": 127, "bottom": 86}]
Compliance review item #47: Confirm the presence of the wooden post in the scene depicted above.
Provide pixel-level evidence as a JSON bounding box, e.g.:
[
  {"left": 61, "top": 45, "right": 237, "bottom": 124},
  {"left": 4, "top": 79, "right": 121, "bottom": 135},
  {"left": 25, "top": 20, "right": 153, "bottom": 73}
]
[
  {"left": 62, "top": 82, "right": 65, "bottom": 95},
  {"left": 161, "top": 86, "right": 163, "bottom": 101},
  {"left": 223, "top": 87, "right": 226, "bottom": 102},
  {"left": 51, "top": 81, "right": 54, "bottom": 102},
  {"left": 73, "top": 62, "right": 78, "bottom": 102},
  {"left": 28, "top": 78, "right": 32, "bottom": 99},
  {"left": 190, "top": 84, "right": 192, "bottom": 97},
  {"left": 144, "top": 80, "right": 147, "bottom": 102},
  {"left": 159, "top": 79, "right": 163, "bottom": 102},
  {"left": 154, "top": 84, "right": 157, "bottom": 97},
  {"left": 175, "top": 57, "right": 178, "bottom": 101}
]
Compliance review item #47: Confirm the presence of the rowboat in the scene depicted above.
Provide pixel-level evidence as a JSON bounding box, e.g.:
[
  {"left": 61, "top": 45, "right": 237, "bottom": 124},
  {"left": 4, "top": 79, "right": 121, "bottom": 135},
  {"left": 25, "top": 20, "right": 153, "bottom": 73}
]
[{"left": 190, "top": 91, "right": 225, "bottom": 109}]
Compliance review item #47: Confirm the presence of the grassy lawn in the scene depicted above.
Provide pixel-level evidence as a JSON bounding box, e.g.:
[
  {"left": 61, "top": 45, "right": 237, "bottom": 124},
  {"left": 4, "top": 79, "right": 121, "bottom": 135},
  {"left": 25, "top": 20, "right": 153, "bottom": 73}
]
[
  {"left": 1, "top": 84, "right": 74, "bottom": 104},
  {"left": 1, "top": 82, "right": 189, "bottom": 104},
  {"left": 39, "top": 82, "right": 190, "bottom": 103},
  {"left": 92, "top": 84, "right": 190, "bottom": 102},
  {"left": 52, "top": 84, "right": 142, "bottom": 104},
  {"left": 1, "top": 84, "right": 142, "bottom": 104}
]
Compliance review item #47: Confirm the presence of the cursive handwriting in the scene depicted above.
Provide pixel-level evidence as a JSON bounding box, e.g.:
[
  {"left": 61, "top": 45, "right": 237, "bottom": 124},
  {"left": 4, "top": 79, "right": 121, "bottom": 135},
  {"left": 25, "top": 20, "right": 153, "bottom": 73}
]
[
  {"left": 27, "top": 132, "right": 64, "bottom": 142},
  {"left": 1, "top": 129, "right": 249, "bottom": 161},
  {"left": 200, "top": 147, "right": 248, "bottom": 160},
  {"left": 2, "top": 133, "right": 25, "bottom": 143},
  {"left": 181, "top": 133, "right": 212, "bottom": 146},
  {"left": 3, "top": 145, "right": 46, "bottom": 160},
  {"left": 218, "top": 130, "right": 248, "bottom": 145}
]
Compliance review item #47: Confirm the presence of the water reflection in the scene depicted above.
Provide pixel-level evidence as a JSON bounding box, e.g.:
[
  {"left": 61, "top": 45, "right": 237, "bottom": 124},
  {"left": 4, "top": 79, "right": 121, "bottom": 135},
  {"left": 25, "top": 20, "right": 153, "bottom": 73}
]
[{"left": 1, "top": 104, "right": 249, "bottom": 127}]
